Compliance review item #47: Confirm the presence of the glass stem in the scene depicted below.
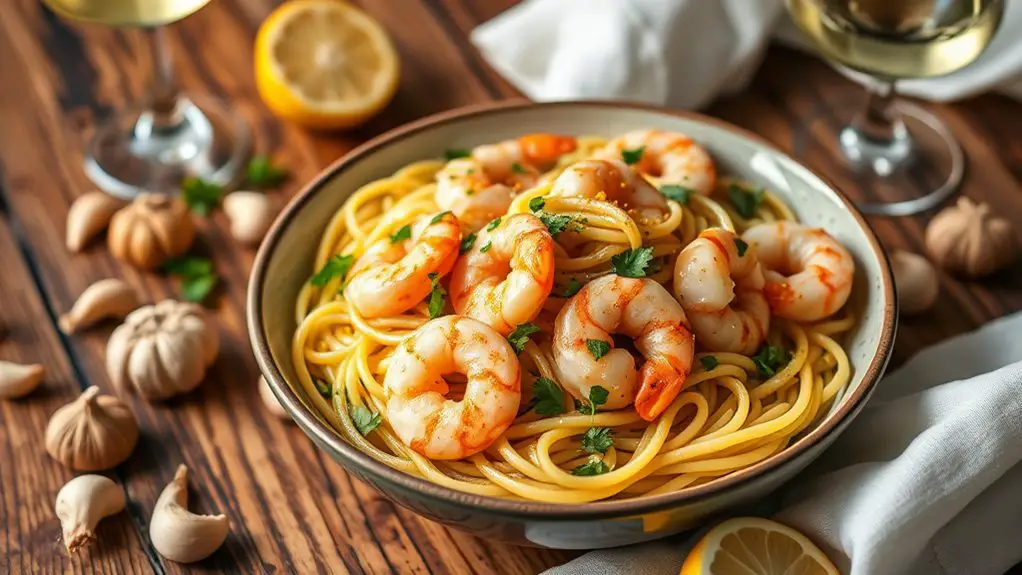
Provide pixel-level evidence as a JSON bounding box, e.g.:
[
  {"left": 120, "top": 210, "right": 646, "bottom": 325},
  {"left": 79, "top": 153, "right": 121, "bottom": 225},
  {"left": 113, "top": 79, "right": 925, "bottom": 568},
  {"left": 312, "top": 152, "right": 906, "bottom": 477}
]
[
  {"left": 849, "top": 80, "right": 904, "bottom": 145},
  {"left": 138, "top": 27, "right": 184, "bottom": 135}
]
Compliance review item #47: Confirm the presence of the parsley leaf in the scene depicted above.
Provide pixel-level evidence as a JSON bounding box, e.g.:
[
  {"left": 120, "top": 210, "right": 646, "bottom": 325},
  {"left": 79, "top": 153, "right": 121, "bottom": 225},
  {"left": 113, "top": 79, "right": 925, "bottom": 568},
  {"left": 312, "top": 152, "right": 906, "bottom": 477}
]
[
  {"left": 533, "top": 377, "right": 566, "bottom": 416},
  {"left": 700, "top": 355, "right": 719, "bottom": 371},
  {"left": 753, "top": 344, "right": 791, "bottom": 377},
  {"left": 572, "top": 457, "right": 610, "bottom": 476},
  {"left": 735, "top": 238, "right": 749, "bottom": 257},
  {"left": 350, "top": 404, "right": 382, "bottom": 436},
  {"left": 246, "top": 155, "right": 288, "bottom": 187},
  {"left": 460, "top": 232, "right": 477, "bottom": 254},
  {"left": 311, "top": 254, "right": 355, "bottom": 287},
  {"left": 511, "top": 162, "right": 528, "bottom": 174},
  {"left": 660, "top": 184, "right": 692, "bottom": 205},
  {"left": 507, "top": 323, "right": 540, "bottom": 354},
  {"left": 313, "top": 378, "right": 331, "bottom": 396},
  {"left": 180, "top": 274, "right": 218, "bottom": 304},
  {"left": 581, "top": 427, "right": 613, "bottom": 455},
  {"left": 610, "top": 247, "right": 655, "bottom": 278},
  {"left": 426, "top": 272, "right": 446, "bottom": 319},
  {"left": 164, "top": 256, "right": 219, "bottom": 303},
  {"left": 727, "top": 184, "right": 765, "bottom": 219},
  {"left": 576, "top": 385, "right": 609, "bottom": 416},
  {"left": 621, "top": 146, "right": 645, "bottom": 165},
  {"left": 480, "top": 240, "right": 492, "bottom": 253},
  {"left": 390, "top": 225, "right": 412, "bottom": 244},
  {"left": 444, "top": 148, "right": 471, "bottom": 161},
  {"left": 181, "top": 177, "right": 223, "bottom": 216},
  {"left": 430, "top": 211, "right": 452, "bottom": 225},
  {"left": 486, "top": 217, "right": 502, "bottom": 231},
  {"left": 164, "top": 256, "right": 213, "bottom": 278},
  {"left": 586, "top": 339, "right": 611, "bottom": 360},
  {"left": 528, "top": 196, "right": 546, "bottom": 212},
  {"left": 561, "top": 278, "right": 583, "bottom": 298},
  {"left": 538, "top": 212, "right": 573, "bottom": 236}
]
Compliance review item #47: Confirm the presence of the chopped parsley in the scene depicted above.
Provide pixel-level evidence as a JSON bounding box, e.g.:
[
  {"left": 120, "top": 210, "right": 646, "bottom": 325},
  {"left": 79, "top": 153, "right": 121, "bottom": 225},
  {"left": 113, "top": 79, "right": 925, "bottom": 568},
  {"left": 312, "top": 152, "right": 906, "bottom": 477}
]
[
  {"left": 444, "top": 148, "right": 471, "bottom": 160},
  {"left": 313, "top": 378, "right": 331, "bottom": 397},
  {"left": 537, "top": 212, "right": 575, "bottom": 236},
  {"left": 181, "top": 177, "right": 223, "bottom": 216},
  {"left": 511, "top": 162, "right": 528, "bottom": 174},
  {"left": 660, "top": 184, "right": 692, "bottom": 205},
  {"left": 621, "top": 146, "right": 645, "bottom": 165},
  {"left": 528, "top": 196, "right": 546, "bottom": 212},
  {"left": 350, "top": 404, "right": 382, "bottom": 436},
  {"left": 753, "top": 344, "right": 791, "bottom": 377},
  {"left": 311, "top": 254, "right": 355, "bottom": 287},
  {"left": 460, "top": 232, "right": 477, "bottom": 254},
  {"left": 572, "top": 457, "right": 610, "bottom": 476},
  {"left": 480, "top": 240, "right": 492, "bottom": 253},
  {"left": 164, "top": 257, "right": 218, "bottom": 303},
  {"left": 575, "top": 385, "right": 609, "bottom": 416},
  {"left": 164, "top": 256, "right": 213, "bottom": 277},
  {"left": 507, "top": 323, "right": 540, "bottom": 354},
  {"left": 532, "top": 377, "right": 566, "bottom": 416},
  {"left": 586, "top": 339, "right": 611, "bottom": 361},
  {"left": 430, "top": 211, "right": 452, "bottom": 225},
  {"left": 389, "top": 225, "right": 412, "bottom": 244},
  {"left": 610, "top": 246, "right": 655, "bottom": 278},
  {"left": 245, "top": 155, "right": 288, "bottom": 187},
  {"left": 486, "top": 217, "right": 502, "bottom": 231},
  {"left": 735, "top": 238, "right": 749, "bottom": 257},
  {"left": 426, "top": 272, "right": 446, "bottom": 319},
  {"left": 700, "top": 355, "right": 720, "bottom": 371},
  {"left": 727, "top": 183, "right": 766, "bottom": 219},
  {"left": 581, "top": 427, "right": 613, "bottom": 455},
  {"left": 560, "top": 277, "right": 583, "bottom": 298}
]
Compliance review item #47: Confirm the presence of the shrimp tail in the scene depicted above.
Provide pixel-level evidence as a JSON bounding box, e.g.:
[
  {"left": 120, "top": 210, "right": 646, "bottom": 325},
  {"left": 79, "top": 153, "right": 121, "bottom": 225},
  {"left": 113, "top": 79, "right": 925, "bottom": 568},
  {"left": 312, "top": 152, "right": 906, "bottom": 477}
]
[
  {"left": 634, "top": 353, "right": 691, "bottom": 422},
  {"left": 518, "top": 134, "right": 577, "bottom": 164}
]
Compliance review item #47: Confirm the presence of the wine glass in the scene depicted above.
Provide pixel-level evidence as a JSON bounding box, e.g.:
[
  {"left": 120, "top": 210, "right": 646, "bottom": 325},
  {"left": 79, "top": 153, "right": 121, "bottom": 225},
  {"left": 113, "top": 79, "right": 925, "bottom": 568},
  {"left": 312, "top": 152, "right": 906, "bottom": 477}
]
[
  {"left": 786, "top": 0, "right": 1004, "bottom": 216},
  {"left": 42, "top": 0, "right": 249, "bottom": 199}
]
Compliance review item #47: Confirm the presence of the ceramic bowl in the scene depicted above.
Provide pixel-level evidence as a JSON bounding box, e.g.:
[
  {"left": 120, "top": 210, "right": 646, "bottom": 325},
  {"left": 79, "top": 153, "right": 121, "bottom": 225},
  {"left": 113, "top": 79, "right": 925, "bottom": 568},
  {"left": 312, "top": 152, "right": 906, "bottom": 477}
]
[{"left": 248, "top": 101, "right": 896, "bottom": 549}]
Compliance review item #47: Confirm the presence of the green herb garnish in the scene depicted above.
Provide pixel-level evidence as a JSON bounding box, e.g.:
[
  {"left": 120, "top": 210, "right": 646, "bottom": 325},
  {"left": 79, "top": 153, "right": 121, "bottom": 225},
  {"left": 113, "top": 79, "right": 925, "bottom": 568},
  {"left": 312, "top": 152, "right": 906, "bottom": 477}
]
[
  {"left": 560, "top": 278, "right": 583, "bottom": 298},
  {"left": 572, "top": 457, "right": 610, "bottom": 476},
  {"left": 444, "top": 148, "right": 471, "bottom": 160},
  {"left": 350, "top": 404, "right": 382, "bottom": 435},
  {"left": 311, "top": 254, "right": 355, "bottom": 287},
  {"left": 621, "top": 146, "right": 645, "bottom": 165},
  {"left": 735, "top": 238, "right": 749, "bottom": 257},
  {"left": 753, "top": 344, "right": 791, "bottom": 377},
  {"left": 507, "top": 323, "right": 540, "bottom": 354},
  {"left": 538, "top": 212, "right": 574, "bottom": 236},
  {"left": 313, "top": 378, "right": 331, "bottom": 396},
  {"left": 511, "top": 162, "right": 528, "bottom": 174},
  {"left": 610, "top": 246, "right": 655, "bottom": 278},
  {"left": 246, "top": 155, "right": 288, "bottom": 187},
  {"left": 480, "top": 240, "right": 492, "bottom": 253},
  {"left": 727, "top": 184, "right": 765, "bottom": 219},
  {"left": 181, "top": 177, "right": 223, "bottom": 216},
  {"left": 389, "top": 225, "right": 412, "bottom": 244},
  {"left": 460, "top": 232, "right": 477, "bottom": 254},
  {"left": 586, "top": 339, "right": 611, "bottom": 361},
  {"left": 430, "top": 211, "right": 452, "bottom": 225},
  {"left": 528, "top": 196, "right": 546, "bottom": 212},
  {"left": 486, "top": 217, "right": 502, "bottom": 231},
  {"left": 660, "top": 184, "right": 692, "bottom": 205},
  {"left": 576, "top": 385, "right": 609, "bottom": 416},
  {"left": 426, "top": 272, "right": 446, "bottom": 319},
  {"left": 164, "top": 256, "right": 219, "bottom": 303},
  {"left": 700, "top": 356, "right": 719, "bottom": 371},
  {"left": 581, "top": 427, "right": 613, "bottom": 455},
  {"left": 533, "top": 377, "right": 566, "bottom": 417}
]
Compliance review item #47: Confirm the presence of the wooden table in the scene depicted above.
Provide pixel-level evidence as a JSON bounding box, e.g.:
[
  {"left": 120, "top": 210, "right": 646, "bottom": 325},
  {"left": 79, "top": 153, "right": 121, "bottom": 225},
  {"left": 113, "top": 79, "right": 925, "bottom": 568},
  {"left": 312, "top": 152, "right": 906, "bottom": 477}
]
[{"left": 2, "top": 0, "right": 1020, "bottom": 573}]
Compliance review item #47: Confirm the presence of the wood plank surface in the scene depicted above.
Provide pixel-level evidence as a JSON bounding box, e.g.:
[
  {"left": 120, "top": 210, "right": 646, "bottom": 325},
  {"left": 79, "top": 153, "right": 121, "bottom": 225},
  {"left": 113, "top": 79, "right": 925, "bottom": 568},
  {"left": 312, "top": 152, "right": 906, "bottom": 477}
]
[{"left": 0, "top": 0, "right": 1019, "bottom": 573}]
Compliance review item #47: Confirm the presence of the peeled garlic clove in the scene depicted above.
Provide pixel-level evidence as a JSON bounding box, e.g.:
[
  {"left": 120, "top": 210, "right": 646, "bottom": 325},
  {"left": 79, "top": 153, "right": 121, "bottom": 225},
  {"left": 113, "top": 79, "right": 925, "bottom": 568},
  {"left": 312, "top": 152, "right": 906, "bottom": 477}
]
[
  {"left": 55, "top": 474, "right": 126, "bottom": 553},
  {"left": 66, "top": 192, "right": 124, "bottom": 252},
  {"left": 150, "top": 464, "right": 230, "bottom": 563},
  {"left": 46, "top": 386, "right": 139, "bottom": 471},
  {"left": 0, "top": 361, "right": 44, "bottom": 399},
  {"left": 59, "top": 278, "right": 141, "bottom": 334},
  {"left": 223, "top": 191, "right": 274, "bottom": 246},
  {"left": 259, "top": 377, "right": 291, "bottom": 420},
  {"left": 891, "top": 250, "right": 939, "bottom": 315}
]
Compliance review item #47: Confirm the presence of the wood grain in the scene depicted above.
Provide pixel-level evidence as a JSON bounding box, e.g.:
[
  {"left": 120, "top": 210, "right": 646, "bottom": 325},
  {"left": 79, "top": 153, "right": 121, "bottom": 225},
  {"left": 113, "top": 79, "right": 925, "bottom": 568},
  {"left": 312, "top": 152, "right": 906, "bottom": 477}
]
[{"left": 0, "top": 0, "right": 1019, "bottom": 573}]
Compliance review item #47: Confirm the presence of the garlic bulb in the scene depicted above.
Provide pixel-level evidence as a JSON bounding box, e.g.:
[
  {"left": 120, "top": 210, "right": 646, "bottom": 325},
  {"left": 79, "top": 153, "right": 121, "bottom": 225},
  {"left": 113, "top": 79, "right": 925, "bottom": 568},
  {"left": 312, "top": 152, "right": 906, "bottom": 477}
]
[
  {"left": 108, "top": 194, "right": 195, "bottom": 270},
  {"left": 223, "top": 191, "right": 274, "bottom": 246},
  {"left": 925, "top": 197, "right": 1017, "bottom": 278},
  {"left": 45, "top": 386, "right": 139, "bottom": 471},
  {"left": 59, "top": 278, "right": 141, "bottom": 334},
  {"left": 891, "top": 251, "right": 939, "bottom": 315},
  {"left": 0, "top": 361, "right": 44, "bottom": 399},
  {"left": 66, "top": 192, "right": 125, "bottom": 252},
  {"left": 150, "top": 465, "right": 230, "bottom": 563},
  {"left": 106, "top": 300, "right": 219, "bottom": 400}
]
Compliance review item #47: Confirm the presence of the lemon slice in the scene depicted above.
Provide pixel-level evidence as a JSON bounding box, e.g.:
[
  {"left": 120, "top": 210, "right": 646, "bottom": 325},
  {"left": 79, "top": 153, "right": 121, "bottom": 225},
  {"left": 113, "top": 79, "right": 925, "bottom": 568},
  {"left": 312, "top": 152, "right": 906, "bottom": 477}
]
[
  {"left": 255, "top": 0, "right": 400, "bottom": 130},
  {"left": 680, "top": 518, "right": 840, "bottom": 575}
]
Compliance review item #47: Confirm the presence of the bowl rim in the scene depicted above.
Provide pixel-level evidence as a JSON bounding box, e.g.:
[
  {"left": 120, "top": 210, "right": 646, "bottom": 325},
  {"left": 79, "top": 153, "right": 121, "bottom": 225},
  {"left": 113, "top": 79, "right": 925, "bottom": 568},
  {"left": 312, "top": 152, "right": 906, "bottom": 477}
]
[{"left": 248, "top": 99, "right": 897, "bottom": 520}]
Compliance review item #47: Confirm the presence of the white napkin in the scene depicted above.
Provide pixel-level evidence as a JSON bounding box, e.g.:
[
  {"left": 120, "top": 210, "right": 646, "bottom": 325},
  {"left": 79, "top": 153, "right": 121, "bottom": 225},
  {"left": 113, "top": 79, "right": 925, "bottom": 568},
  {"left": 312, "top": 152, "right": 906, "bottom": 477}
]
[
  {"left": 545, "top": 311, "right": 1022, "bottom": 575},
  {"left": 472, "top": 0, "right": 1022, "bottom": 108}
]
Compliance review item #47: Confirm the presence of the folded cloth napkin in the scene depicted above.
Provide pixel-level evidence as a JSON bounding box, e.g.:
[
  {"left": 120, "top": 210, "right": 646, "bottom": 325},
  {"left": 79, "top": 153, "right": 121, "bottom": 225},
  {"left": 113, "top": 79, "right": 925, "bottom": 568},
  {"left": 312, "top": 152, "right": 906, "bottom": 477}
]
[
  {"left": 545, "top": 311, "right": 1022, "bottom": 575},
  {"left": 472, "top": 0, "right": 1022, "bottom": 109}
]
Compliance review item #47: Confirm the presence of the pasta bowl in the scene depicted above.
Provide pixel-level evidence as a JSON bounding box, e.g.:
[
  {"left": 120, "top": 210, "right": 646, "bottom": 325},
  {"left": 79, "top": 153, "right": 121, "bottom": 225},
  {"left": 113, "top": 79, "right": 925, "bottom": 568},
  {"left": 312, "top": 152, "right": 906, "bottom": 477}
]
[{"left": 248, "top": 101, "right": 896, "bottom": 549}]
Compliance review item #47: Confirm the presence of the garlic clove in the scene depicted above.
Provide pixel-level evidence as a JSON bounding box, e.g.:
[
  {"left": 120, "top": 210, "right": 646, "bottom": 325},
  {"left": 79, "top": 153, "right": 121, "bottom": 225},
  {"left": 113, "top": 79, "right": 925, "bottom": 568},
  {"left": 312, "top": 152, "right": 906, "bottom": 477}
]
[
  {"left": 59, "top": 278, "right": 142, "bottom": 334},
  {"left": 259, "top": 376, "right": 291, "bottom": 420},
  {"left": 66, "top": 192, "right": 125, "bottom": 253},
  {"left": 45, "top": 386, "right": 139, "bottom": 471},
  {"left": 55, "top": 474, "right": 126, "bottom": 553},
  {"left": 0, "top": 360, "right": 44, "bottom": 399},
  {"left": 150, "top": 464, "right": 230, "bottom": 563},
  {"left": 891, "top": 250, "right": 940, "bottom": 315},
  {"left": 223, "top": 191, "right": 275, "bottom": 246}
]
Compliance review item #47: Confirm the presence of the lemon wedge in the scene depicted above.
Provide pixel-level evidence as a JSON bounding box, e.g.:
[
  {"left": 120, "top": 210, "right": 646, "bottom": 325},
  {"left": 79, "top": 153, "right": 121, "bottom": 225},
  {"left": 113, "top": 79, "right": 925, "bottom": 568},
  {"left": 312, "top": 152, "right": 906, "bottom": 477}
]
[
  {"left": 680, "top": 517, "right": 840, "bottom": 575},
  {"left": 254, "top": 0, "right": 400, "bottom": 130}
]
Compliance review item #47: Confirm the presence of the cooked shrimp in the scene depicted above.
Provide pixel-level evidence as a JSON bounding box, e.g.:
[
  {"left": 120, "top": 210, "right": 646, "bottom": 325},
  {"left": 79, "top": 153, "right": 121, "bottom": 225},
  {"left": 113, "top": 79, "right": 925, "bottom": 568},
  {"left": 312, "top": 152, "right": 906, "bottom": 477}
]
[
  {"left": 599, "top": 129, "right": 716, "bottom": 195},
  {"left": 436, "top": 134, "right": 577, "bottom": 231},
  {"left": 550, "top": 159, "right": 669, "bottom": 222},
  {"left": 552, "top": 275, "right": 695, "bottom": 421},
  {"left": 448, "top": 214, "right": 555, "bottom": 336},
  {"left": 673, "top": 228, "right": 769, "bottom": 354},
  {"left": 345, "top": 212, "right": 461, "bottom": 318},
  {"left": 384, "top": 315, "right": 521, "bottom": 460},
  {"left": 742, "top": 221, "right": 854, "bottom": 322}
]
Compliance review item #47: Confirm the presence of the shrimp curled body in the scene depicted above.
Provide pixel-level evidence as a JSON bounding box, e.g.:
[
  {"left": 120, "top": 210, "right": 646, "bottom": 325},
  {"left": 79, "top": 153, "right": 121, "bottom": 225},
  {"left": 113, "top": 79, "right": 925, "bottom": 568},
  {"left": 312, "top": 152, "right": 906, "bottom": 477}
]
[
  {"left": 552, "top": 275, "right": 695, "bottom": 421},
  {"left": 551, "top": 159, "right": 669, "bottom": 223},
  {"left": 599, "top": 129, "right": 716, "bottom": 195},
  {"left": 448, "top": 214, "right": 555, "bottom": 336},
  {"left": 673, "top": 228, "right": 769, "bottom": 354},
  {"left": 384, "top": 316, "right": 521, "bottom": 460},
  {"left": 742, "top": 221, "right": 854, "bottom": 322},
  {"left": 346, "top": 212, "right": 461, "bottom": 318}
]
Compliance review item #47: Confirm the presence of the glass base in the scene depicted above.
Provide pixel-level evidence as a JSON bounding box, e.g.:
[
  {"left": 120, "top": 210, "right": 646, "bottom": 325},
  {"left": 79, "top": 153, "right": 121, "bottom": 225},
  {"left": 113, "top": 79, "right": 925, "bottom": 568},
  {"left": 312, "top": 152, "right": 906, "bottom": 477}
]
[
  {"left": 84, "top": 94, "right": 250, "bottom": 199},
  {"left": 792, "top": 97, "right": 964, "bottom": 217}
]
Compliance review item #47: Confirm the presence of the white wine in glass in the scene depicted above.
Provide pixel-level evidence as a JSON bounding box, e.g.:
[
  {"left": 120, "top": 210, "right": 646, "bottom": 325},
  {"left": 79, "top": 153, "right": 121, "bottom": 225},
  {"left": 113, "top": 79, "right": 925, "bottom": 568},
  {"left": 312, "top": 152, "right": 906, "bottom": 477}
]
[
  {"left": 43, "top": 0, "right": 249, "bottom": 199},
  {"left": 786, "top": 0, "right": 1004, "bottom": 216}
]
